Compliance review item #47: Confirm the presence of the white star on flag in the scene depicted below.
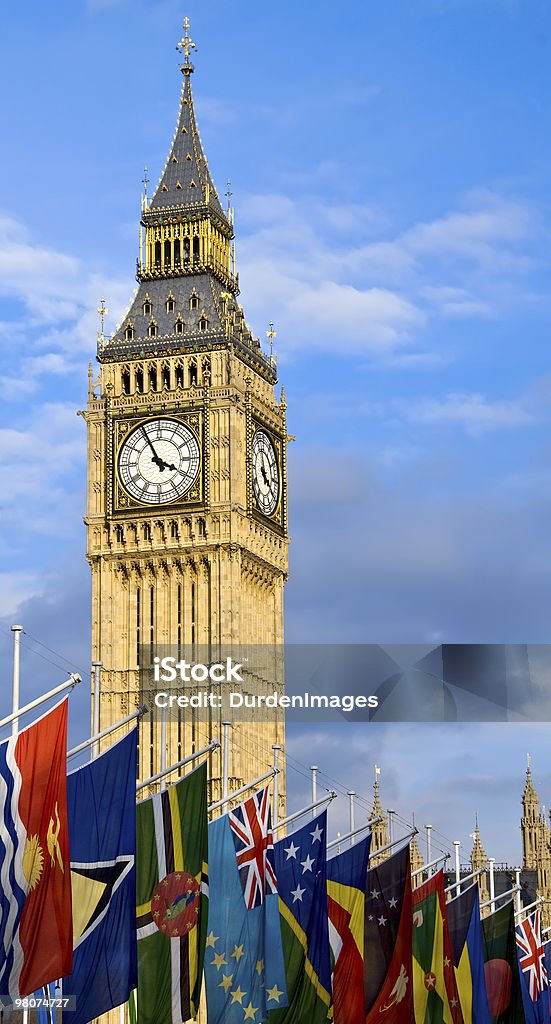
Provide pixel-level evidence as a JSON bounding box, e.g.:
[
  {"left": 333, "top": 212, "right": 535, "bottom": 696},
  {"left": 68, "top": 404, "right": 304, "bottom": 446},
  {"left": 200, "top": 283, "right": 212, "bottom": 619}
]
[
  {"left": 284, "top": 842, "right": 299, "bottom": 860},
  {"left": 291, "top": 884, "right": 305, "bottom": 903},
  {"left": 310, "top": 824, "right": 323, "bottom": 843},
  {"left": 300, "top": 854, "right": 315, "bottom": 873},
  {"left": 378, "top": 915, "right": 387, "bottom": 926},
  {"left": 371, "top": 889, "right": 380, "bottom": 899},
  {"left": 389, "top": 897, "right": 398, "bottom": 908}
]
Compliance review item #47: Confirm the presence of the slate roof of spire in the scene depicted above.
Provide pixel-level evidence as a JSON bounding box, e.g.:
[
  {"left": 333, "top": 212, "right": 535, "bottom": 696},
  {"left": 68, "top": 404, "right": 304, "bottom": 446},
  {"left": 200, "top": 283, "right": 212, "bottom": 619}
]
[{"left": 148, "top": 63, "right": 227, "bottom": 224}]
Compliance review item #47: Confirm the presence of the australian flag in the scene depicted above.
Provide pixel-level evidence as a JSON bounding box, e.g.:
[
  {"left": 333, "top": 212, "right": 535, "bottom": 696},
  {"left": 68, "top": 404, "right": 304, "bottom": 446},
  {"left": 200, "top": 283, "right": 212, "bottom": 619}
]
[{"left": 62, "top": 728, "right": 138, "bottom": 1024}]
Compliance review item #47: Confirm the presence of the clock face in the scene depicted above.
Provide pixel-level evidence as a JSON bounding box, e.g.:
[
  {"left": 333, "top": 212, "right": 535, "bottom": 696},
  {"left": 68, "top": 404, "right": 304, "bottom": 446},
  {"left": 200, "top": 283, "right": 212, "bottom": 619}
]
[
  {"left": 118, "top": 417, "right": 200, "bottom": 505},
  {"left": 251, "top": 429, "right": 279, "bottom": 516}
]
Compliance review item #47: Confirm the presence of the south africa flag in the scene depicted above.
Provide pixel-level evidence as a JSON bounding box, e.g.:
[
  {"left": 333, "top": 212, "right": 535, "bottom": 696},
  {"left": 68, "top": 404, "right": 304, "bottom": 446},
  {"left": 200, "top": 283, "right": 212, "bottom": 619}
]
[{"left": 135, "top": 761, "right": 208, "bottom": 1024}]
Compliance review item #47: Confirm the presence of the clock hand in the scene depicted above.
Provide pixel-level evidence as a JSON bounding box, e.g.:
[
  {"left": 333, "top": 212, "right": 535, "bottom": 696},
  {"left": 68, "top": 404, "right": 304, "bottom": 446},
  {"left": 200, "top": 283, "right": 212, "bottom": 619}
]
[{"left": 140, "top": 425, "right": 164, "bottom": 468}]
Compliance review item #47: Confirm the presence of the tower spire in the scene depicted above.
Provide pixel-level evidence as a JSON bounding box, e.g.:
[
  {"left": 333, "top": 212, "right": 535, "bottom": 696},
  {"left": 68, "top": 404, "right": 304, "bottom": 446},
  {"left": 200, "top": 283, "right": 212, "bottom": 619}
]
[{"left": 176, "top": 16, "right": 197, "bottom": 72}]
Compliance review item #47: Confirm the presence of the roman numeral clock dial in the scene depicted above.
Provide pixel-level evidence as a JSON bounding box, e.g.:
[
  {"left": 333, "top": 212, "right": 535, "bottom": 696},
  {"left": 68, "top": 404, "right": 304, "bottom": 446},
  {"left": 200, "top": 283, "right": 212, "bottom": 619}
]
[
  {"left": 117, "top": 417, "right": 200, "bottom": 505},
  {"left": 251, "top": 429, "right": 279, "bottom": 516}
]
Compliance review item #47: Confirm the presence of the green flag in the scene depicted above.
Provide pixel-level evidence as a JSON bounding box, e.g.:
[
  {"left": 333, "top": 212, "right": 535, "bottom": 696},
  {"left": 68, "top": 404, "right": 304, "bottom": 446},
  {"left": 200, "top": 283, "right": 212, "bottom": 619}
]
[
  {"left": 136, "top": 762, "right": 209, "bottom": 1024},
  {"left": 481, "top": 902, "right": 525, "bottom": 1024}
]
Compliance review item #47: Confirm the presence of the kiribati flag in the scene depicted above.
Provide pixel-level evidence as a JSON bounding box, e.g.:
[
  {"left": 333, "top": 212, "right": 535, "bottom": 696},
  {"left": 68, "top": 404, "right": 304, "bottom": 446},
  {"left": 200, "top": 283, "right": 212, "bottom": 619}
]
[{"left": 0, "top": 699, "right": 72, "bottom": 1001}]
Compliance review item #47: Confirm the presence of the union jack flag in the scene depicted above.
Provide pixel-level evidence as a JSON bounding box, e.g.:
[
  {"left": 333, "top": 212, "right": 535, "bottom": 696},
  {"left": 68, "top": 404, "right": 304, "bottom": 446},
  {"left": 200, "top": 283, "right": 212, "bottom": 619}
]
[
  {"left": 516, "top": 909, "right": 548, "bottom": 1004},
  {"left": 229, "top": 787, "right": 277, "bottom": 909}
]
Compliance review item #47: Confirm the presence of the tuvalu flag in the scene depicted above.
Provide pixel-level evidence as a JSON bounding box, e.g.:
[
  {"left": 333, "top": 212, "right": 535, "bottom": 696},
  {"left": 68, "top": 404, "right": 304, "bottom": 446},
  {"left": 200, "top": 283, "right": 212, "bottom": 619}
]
[
  {"left": 62, "top": 728, "right": 138, "bottom": 1024},
  {"left": 205, "top": 786, "right": 287, "bottom": 1023},
  {"left": 0, "top": 698, "right": 72, "bottom": 1001},
  {"left": 135, "top": 761, "right": 208, "bottom": 1024},
  {"left": 267, "top": 811, "right": 331, "bottom": 1024},
  {"left": 482, "top": 901, "right": 525, "bottom": 1024},
  {"left": 326, "top": 834, "right": 370, "bottom": 1024},
  {"left": 412, "top": 870, "right": 464, "bottom": 1024},
  {"left": 365, "top": 843, "right": 415, "bottom": 1024},
  {"left": 448, "top": 883, "right": 491, "bottom": 1024}
]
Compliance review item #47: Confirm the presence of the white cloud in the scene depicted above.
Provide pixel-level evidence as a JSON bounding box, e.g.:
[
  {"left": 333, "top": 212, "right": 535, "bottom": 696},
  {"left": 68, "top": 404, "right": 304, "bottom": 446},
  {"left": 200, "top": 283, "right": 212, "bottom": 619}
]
[{"left": 408, "top": 392, "right": 533, "bottom": 435}]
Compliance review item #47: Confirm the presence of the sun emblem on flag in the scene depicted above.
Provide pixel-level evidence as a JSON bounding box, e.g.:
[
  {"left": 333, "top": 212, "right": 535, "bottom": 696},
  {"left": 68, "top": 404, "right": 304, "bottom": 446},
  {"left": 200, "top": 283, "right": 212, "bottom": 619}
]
[
  {"left": 22, "top": 834, "right": 44, "bottom": 890},
  {"left": 424, "top": 971, "right": 437, "bottom": 990},
  {"left": 152, "top": 871, "right": 200, "bottom": 937}
]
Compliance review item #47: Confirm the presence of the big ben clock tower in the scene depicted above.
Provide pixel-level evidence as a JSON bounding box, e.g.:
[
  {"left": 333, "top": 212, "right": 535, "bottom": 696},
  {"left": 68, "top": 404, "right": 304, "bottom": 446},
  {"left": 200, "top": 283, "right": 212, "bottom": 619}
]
[{"left": 83, "top": 20, "right": 288, "bottom": 800}]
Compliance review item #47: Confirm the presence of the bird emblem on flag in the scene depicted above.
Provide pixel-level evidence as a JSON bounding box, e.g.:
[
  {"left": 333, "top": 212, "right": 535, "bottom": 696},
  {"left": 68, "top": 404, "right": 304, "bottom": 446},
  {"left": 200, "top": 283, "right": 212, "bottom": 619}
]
[
  {"left": 516, "top": 910, "right": 547, "bottom": 1003},
  {"left": 229, "top": 786, "right": 277, "bottom": 909}
]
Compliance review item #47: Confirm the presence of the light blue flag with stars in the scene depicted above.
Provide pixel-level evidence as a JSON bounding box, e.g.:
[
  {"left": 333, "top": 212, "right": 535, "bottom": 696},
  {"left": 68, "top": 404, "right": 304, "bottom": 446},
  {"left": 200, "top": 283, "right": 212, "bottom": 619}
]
[{"left": 205, "top": 787, "right": 288, "bottom": 1023}]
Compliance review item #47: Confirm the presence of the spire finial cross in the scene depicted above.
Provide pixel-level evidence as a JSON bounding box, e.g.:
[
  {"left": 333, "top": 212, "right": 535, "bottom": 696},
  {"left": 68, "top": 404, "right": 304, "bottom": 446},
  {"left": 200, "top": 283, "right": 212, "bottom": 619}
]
[
  {"left": 142, "top": 165, "right": 149, "bottom": 198},
  {"left": 177, "top": 17, "right": 196, "bottom": 63},
  {"left": 226, "top": 179, "right": 232, "bottom": 213}
]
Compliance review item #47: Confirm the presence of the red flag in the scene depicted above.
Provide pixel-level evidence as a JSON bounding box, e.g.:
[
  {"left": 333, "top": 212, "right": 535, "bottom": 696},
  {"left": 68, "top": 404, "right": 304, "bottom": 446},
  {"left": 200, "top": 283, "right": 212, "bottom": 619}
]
[
  {"left": 327, "top": 836, "right": 370, "bottom": 1024},
  {"left": 365, "top": 844, "right": 414, "bottom": 1024},
  {"left": 0, "top": 699, "right": 72, "bottom": 998}
]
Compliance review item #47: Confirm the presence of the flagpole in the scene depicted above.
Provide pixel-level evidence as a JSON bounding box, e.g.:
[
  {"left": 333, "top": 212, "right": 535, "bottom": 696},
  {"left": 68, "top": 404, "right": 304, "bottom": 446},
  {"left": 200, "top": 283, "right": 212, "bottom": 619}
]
[
  {"left": 347, "top": 791, "right": 356, "bottom": 845},
  {"left": 11, "top": 625, "right": 23, "bottom": 739},
  {"left": 489, "top": 856, "right": 495, "bottom": 913},
  {"left": 0, "top": 673, "right": 81, "bottom": 731},
  {"left": 444, "top": 865, "right": 484, "bottom": 894},
  {"left": 272, "top": 744, "right": 281, "bottom": 827},
  {"left": 273, "top": 790, "right": 337, "bottom": 834},
  {"left": 412, "top": 852, "right": 450, "bottom": 885},
  {"left": 326, "top": 815, "right": 386, "bottom": 851},
  {"left": 209, "top": 767, "right": 277, "bottom": 814},
  {"left": 363, "top": 828, "right": 418, "bottom": 860},
  {"left": 67, "top": 705, "right": 148, "bottom": 759},
  {"left": 137, "top": 739, "right": 220, "bottom": 792},
  {"left": 453, "top": 840, "right": 461, "bottom": 896},
  {"left": 159, "top": 705, "right": 167, "bottom": 791},
  {"left": 514, "top": 868, "right": 522, "bottom": 917},
  {"left": 480, "top": 886, "right": 520, "bottom": 912},
  {"left": 515, "top": 895, "right": 544, "bottom": 922},
  {"left": 91, "top": 660, "right": 102, "bottom": 759},
  {"left": 310, "top": 765, "right": 318, "bottom": 816},
  {"left": 222, "top": 721, "right": 231, "bottom": 813}
]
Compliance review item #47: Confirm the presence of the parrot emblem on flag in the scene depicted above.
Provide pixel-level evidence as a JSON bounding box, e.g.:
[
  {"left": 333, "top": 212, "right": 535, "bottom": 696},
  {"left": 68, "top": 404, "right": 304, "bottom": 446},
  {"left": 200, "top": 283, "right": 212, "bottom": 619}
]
[{"left": 152, "top": 872, "right": 200, "bottom": 937}]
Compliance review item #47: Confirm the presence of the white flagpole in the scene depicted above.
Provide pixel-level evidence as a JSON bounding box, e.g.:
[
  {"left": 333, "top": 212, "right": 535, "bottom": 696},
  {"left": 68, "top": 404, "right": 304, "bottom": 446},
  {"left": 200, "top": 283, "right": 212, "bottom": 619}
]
[
  {"left": 326, "top": 815, "right": 386, "bottom": 852},
  {"left": 67, "top": 705, "right": 148, "bottom": 759},
  {"left": 515, "top": 895, "right": 544, "bottom": 922},
  {"left": 91, "top": 660, "right": 102, "bottom": 759},
  {"left": 453, "top": 841, "right": 461, "bottom": 896},
  {"left": 445, "top": 865, "right": 484, "bottom": 895},
  {"left": 347, "top": 790, "right": 356, "bottom": 845},
  {"left": 272, "top": 744, "right": 281, "bottom": 827},
  {"left": 222, "top": 721, "right": 231, "bottom": 813},
  {"left": 310, "top": 765, "right": 318, "bottom": 816},
  {"left": 137, "top": 740, "right": 220, "bottom": 793},
  {"left": 273, "top": 790, "right": 337, "bottom": 834},
  {"left": 412, "top": 852, "right": 450, "bottom": 885},
  {"left": 480, "top": 886, "right": 520, "bottom": 913},
  {"left": 209, "top": 767, "right": 277, "bottom": 814},
  {"left": 0, "top": 674, "right": 81, "bottom": 731},
  {"left": 11, "top": 625, "right": 23, "bottom": 738}
]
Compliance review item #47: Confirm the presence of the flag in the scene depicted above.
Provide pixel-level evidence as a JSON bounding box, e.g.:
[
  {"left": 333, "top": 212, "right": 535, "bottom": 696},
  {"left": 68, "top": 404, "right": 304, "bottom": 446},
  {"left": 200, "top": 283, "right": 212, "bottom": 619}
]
[
  {"left": 448, "top": 883, "right": 491, "bottom": 1024},
  {"left": 412, "top": 869, "right": 464, "bottom": 1024},
  {"left": 482, "top": 901, "right": 525, "bottom": 1024},
  {"left": 327, "top": 834, "right": 370, "bottom": 1024},
  {"left": 267, "top": 811, "right": 331, "bottom": 1024},
  {"left": 136, "top": 761, "right": 208, "bottom": 1024},
  {"left": 205, "top": 786, "right": 287, "bottom": 1023},
  {"left": 516, "top": 910, "right": 549, "bottom": 1024},
  {"left": 365, "top": 843, "right": 414, "bottom": 1024},
  {"left": 62, "top": 728, "right": 138, "bottom": 1024},
  {"left": 0, "top": 699, "right": 72, "bottom": 1000}
]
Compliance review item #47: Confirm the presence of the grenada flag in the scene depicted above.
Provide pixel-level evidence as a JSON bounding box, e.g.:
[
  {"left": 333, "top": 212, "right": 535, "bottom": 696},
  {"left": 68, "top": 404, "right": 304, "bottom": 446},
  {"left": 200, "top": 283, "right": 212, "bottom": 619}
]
[{"left": 0, "top": 699, "right": 72, "bottom": 1001}]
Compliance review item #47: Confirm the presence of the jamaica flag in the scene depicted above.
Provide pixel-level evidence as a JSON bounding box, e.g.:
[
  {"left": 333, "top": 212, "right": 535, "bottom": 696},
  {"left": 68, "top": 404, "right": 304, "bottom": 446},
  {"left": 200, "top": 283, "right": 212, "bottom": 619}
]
[
  {"left": 135, "top": 762, "right": 208, "bottom": 1024},
  {"left": 412, "top": 870, "right": 464, "bottom": 1024}
]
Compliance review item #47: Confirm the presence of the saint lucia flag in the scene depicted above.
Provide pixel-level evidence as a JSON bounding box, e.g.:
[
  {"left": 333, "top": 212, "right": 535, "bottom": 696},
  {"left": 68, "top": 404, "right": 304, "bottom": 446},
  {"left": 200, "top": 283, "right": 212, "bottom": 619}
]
[
  {"left": 447, "top": 884, "right": 491, "bottom": 1024},
  {"left": 62, "top": 728, "right": 138, "bottom": 1024},
  {"left": 0, "top": 699, "right": 72, "bottom": 1001}
]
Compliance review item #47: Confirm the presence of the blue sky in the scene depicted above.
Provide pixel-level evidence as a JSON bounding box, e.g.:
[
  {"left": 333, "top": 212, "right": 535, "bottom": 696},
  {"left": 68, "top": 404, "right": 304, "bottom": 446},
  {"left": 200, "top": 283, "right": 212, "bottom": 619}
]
[{"left": 0, "top": 0, "right": 550, "bottom": 864}]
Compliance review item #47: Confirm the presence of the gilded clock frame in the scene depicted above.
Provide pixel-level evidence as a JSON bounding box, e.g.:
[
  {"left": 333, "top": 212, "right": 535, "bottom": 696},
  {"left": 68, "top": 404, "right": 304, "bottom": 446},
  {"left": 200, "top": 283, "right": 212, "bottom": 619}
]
[
  {"left": 111, "top": 409, "right": 205, "bottom": 514},
  {"left": 247, "top": 416, "right": 285, "bottom": 531}
]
